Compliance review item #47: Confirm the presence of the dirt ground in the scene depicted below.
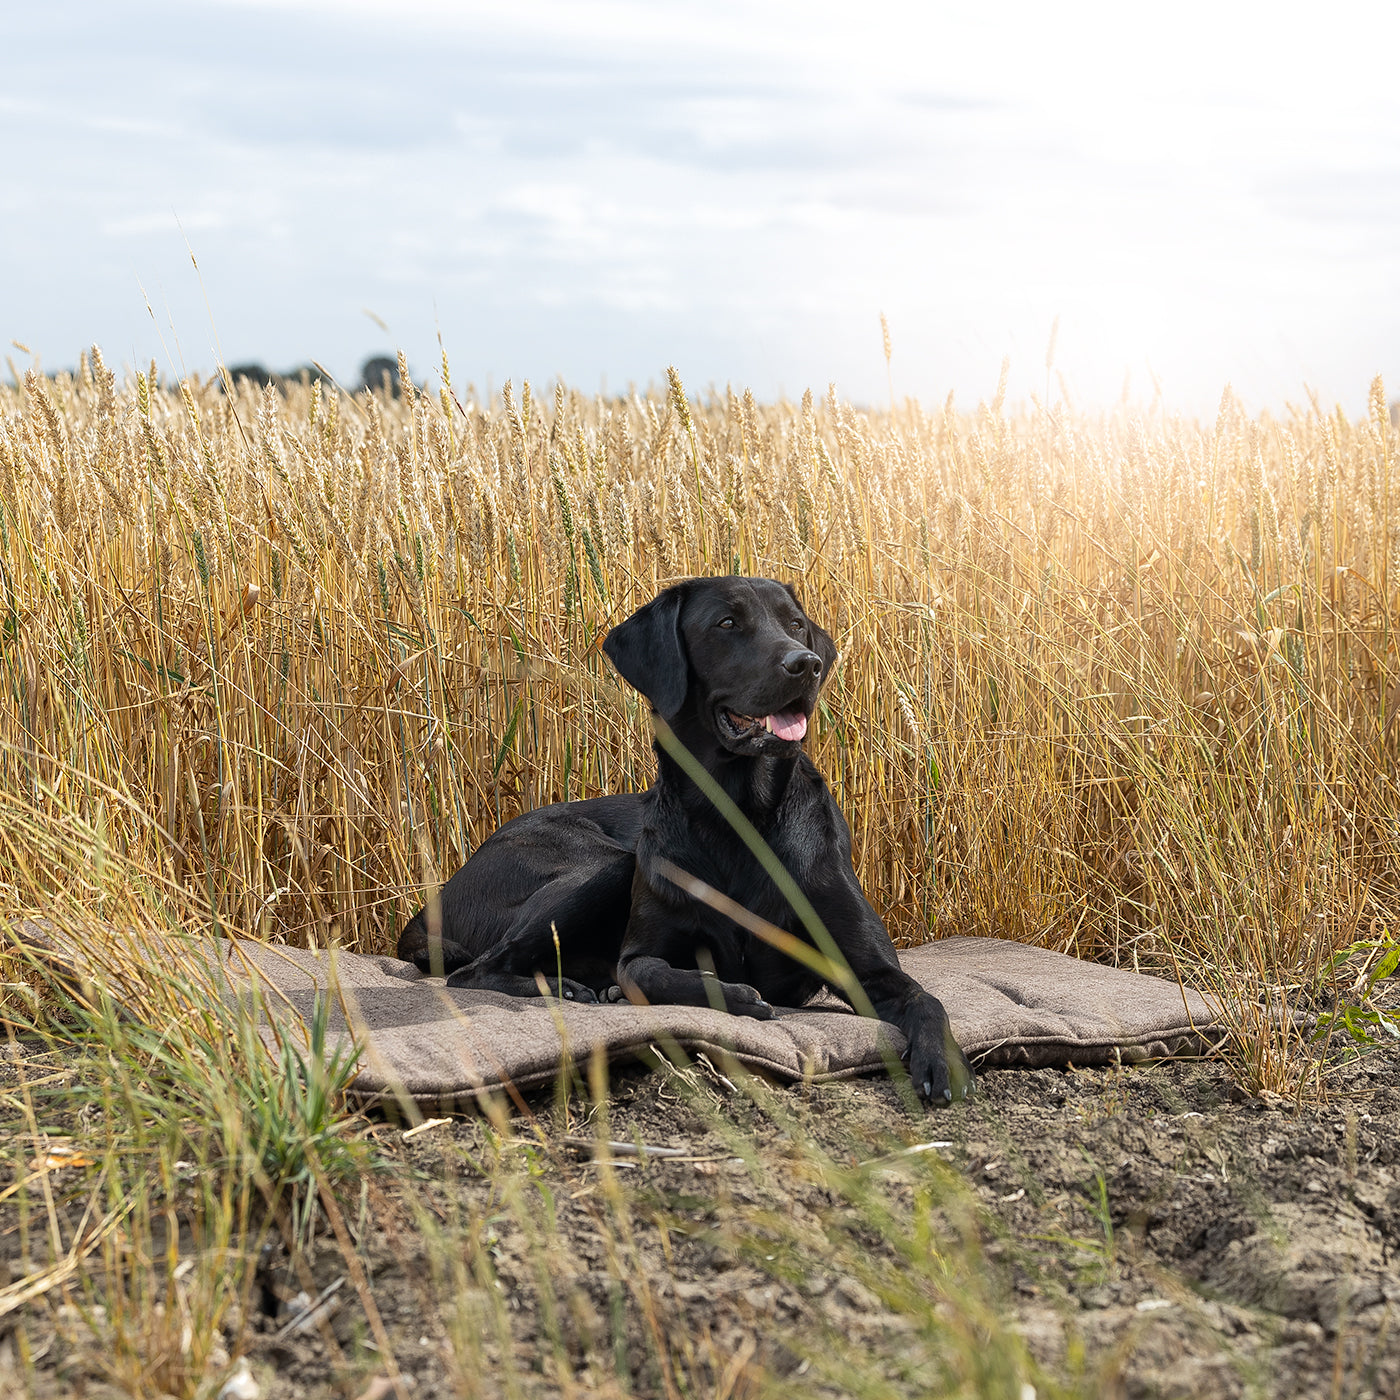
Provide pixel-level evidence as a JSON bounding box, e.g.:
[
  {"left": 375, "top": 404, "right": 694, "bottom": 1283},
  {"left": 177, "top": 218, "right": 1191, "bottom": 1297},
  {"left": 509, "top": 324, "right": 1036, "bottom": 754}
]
[{"left": 3, "top": 1030, "right": 1398, "bottom": 1399}]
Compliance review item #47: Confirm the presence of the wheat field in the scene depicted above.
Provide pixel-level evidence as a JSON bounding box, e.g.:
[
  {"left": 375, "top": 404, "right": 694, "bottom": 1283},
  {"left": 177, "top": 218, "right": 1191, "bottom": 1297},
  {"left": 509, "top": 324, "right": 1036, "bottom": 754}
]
[{"left": 1, "top": 351, "right": 1396, "bottom": 1086}]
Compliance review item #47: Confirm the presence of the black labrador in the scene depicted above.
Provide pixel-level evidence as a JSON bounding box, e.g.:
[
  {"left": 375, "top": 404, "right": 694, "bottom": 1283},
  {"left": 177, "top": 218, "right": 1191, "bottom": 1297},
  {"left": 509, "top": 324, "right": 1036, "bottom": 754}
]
[{"left": 397, "top": 577, "right": 974, "bottom": 1104}]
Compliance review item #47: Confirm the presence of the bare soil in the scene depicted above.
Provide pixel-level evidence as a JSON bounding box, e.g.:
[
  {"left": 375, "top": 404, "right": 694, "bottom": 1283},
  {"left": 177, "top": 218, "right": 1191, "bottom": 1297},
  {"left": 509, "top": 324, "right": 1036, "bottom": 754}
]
[{"left": 4, "top": 1035, "right": 1397, "bottom": 1399}]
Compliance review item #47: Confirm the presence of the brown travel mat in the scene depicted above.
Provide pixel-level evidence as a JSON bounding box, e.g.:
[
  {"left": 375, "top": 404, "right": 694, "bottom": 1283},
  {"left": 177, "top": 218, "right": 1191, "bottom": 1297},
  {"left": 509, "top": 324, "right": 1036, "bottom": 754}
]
[
  {"left": 11, "top": 923, "right": 1223, "bottom": 1109},
  {"left": 227, "top": 935, "right": 1224, "bottom": 1108}
]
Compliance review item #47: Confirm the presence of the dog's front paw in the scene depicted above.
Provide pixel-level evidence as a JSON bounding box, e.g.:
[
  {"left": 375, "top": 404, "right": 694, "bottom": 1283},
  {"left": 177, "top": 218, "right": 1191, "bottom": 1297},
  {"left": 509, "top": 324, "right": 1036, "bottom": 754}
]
[
  {"left": 721, "top": 982, "right": 775, "bottom": 1020},
  {"left": 907, "top": 999, "right": 975, "bottom": 1106}
]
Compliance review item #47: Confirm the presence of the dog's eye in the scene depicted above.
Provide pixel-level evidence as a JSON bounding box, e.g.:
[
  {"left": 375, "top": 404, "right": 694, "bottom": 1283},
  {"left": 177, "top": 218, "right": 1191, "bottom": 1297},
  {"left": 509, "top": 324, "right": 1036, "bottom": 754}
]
[
  {"left": 788, "top": 620, "right": 804, "bottom": 634},
  {"left": 717, "top": 617, "right": 735, "bottom": 630}
]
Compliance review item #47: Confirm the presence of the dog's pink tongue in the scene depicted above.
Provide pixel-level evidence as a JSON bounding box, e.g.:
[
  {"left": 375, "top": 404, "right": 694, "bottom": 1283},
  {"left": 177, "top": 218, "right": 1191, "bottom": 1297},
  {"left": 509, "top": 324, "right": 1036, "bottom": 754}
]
[{"left": 766, "top": 710, "right": 808, "bottom": 742}]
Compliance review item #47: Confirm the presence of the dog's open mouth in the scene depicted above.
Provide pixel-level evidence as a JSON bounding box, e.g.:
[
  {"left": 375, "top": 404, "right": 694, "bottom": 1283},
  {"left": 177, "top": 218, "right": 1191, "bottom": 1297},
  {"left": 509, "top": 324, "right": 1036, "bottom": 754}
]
[{"left": 721, "top": 707, "right": 808, "bottom": 743}]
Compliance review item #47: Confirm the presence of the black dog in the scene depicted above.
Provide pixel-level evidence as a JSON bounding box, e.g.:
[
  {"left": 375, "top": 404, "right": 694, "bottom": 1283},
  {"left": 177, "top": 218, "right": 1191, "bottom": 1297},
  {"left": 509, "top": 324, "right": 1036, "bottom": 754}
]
[{"left": 397, "top": 577, "right": 974, "bottom": 1104}]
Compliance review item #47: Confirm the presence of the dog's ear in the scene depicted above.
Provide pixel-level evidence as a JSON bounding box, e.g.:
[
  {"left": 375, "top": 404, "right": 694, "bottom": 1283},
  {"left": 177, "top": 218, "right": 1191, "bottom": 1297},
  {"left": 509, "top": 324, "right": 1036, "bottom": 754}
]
[
  {"left": 784, "top": 583, "right": 838, "bottom": 689},
  {"left": 603, "top": 585, "right": 690, "bottom": 716}
]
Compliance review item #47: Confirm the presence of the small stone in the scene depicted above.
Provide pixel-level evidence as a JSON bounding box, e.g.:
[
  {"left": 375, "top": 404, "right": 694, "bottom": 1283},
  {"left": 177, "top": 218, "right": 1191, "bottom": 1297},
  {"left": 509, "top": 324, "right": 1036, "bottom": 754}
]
[
  {"left": 834, "top": 1277, "right": 878, "bottom": 1311},
  {"left": 279, "top": 1290, "right": 312, "bottom": 1320},
  {"left": 218, "top": 1359, "right": 260, "bottom": 1400}
]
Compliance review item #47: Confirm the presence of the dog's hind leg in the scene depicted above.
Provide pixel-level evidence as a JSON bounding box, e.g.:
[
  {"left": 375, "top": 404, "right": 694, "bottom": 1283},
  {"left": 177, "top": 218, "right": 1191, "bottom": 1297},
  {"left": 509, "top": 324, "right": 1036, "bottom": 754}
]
[
  {"left": 448, "top": 965, "right": 603, "bottom": 1002},
  {"left": 444, "top": 859, "right": 633, "bottom": 1002},
  {"left": 615, "top": 955, "right": 776, "bottom": 1019},
  {"left": 447, "top": 933, "right": 604, "bottom": 1003}
]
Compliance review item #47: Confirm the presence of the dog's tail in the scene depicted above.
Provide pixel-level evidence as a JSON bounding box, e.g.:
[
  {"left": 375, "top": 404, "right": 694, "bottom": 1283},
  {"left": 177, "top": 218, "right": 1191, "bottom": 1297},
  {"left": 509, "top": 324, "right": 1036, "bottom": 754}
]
[
  {"left": 396, "top": 907, "right": 472, "bottom": 977},
  {"left": 395, "top": 908, "right": 427, "bottom": 963}
]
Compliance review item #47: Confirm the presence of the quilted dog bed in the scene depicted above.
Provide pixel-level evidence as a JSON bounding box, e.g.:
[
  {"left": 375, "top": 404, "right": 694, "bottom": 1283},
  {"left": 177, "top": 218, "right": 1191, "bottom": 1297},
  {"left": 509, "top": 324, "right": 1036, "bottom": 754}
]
[{"left": 9, "top": 923, "right": 1223, "bottom": 1109}]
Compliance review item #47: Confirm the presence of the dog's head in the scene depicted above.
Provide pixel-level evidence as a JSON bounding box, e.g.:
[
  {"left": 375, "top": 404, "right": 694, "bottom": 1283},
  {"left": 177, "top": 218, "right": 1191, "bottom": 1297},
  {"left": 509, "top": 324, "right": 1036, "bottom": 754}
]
[{"left": 602, "top": 577, "right": 837, "bottom": 753}]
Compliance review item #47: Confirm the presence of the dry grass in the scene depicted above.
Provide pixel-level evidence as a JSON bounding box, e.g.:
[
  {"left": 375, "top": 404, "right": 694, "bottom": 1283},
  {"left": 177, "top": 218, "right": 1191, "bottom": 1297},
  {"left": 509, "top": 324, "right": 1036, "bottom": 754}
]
[{"left": 0, "top": 352, "right": 1397, "bottom": 1090}]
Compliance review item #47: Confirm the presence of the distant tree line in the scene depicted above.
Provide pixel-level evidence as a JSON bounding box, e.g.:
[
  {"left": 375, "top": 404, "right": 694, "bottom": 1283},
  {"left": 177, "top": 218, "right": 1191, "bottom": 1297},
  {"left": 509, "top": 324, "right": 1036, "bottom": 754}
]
[{"left": 225, "top": 355, "right": 404, "bottom": 395}]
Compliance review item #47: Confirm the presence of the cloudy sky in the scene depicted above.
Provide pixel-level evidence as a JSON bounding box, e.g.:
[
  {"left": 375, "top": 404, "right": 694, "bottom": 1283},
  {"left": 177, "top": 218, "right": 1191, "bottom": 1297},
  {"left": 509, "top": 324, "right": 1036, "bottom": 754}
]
[{"left": 4, "top": 0, "right": 1399, "bottom": 412}]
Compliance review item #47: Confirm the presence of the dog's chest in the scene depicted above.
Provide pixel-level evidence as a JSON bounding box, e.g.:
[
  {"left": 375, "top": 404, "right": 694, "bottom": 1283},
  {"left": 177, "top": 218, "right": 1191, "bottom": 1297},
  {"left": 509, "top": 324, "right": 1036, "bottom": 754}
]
[
  {"left": 763, "top": 815, "right": 826, "bottom": 885},
  {"left": 653, "top": 763, "right": 842, "bottom": 919},
  {"left": 698, "top": 798, "right": 832, "bottom": 919}
]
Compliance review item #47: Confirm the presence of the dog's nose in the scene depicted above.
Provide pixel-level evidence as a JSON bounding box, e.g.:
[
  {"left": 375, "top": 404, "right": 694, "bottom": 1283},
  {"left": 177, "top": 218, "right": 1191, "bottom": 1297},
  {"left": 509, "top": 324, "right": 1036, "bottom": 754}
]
[{"left": 782, "top": 648, "right": 822, "bottom": 679}]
